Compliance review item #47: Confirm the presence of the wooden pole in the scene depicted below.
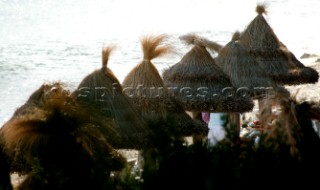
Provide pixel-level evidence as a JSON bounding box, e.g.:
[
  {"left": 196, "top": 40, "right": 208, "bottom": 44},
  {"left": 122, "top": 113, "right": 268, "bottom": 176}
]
[
  {"left": 228, "top": 112, "right": 240, "bottom": 140},
  {"left": 258, "top": 98, "right": 272, "bottom": 130}
]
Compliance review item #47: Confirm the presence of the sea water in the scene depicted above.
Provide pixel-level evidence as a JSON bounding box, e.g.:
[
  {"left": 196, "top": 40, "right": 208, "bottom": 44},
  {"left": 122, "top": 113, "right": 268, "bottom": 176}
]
[{"left": 1, "top": 0, "right": 320, "bottom": 125}]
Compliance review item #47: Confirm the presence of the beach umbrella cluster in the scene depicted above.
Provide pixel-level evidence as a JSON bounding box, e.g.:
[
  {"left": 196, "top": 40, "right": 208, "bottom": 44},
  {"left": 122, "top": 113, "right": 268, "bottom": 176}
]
[
  {"left": 161, "top": 33, "right": 257, "bottom": 141},
  {"left": 72, "top": 46, "right": 152, "bottom": 149},
  {"left": 122, "top": 34, "right": 210, "bottom": 173},
  {"left": 1, "top": 3, "right": 320, "bottom": 189},
  {"left": 204, "top": 4, "right": 319, "bottom": 128},
  {"left": 162, "top": 33, "right": 255, "bottom": 113},
  {"left": 212, "top": 5, "right": 318, "bottom": 99}
]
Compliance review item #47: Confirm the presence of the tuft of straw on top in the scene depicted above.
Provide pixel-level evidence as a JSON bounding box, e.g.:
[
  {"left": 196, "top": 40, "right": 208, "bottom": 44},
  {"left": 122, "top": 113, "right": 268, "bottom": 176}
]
[
  {"left": 102, "top": 45, "right": 116, "bottom": 67},
  {"left": 179, "top": 33, "right": 199, "bottom": 45},
  {"left": 141, "top": 34, "right": 172, "bottom": 61},
  {"left": 179, "top": 33, "right": 222, "bottom": 52},
  {"left": 256, "top": 4, "right": 267, "bottom": 15},
  {"left": 231, "top": 31, "right": 241, "bottom": 41}
]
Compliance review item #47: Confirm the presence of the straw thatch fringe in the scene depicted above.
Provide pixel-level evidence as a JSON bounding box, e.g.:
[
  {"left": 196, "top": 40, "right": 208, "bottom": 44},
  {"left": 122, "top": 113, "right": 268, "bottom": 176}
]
[
  {"left": 163, "top": 101, "right": 208, "bottom": 136},
  {"left": 286, "top": 50, "right": 305, "bottom": 68},
  {"left": 282, "top": 42, "right": 319, "bottom": 79},
  {"left": 274, "top": 67, "right": 319, "bottom": 85},
  {"left": 129, "top": 98, "right": 209, "bottom": 135},
  {"left": 170, "top": 95, "right": 254, "bottom": 113},
  {"left": 73, "top": 46, "right": 151, "bottom": 149},
  {"left": 276, "top": 43, "right": 319, "bottom": 84}
]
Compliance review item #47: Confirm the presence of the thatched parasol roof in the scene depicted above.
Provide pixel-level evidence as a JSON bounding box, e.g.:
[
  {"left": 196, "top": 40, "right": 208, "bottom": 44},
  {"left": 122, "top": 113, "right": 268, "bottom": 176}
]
[
  {"left": 238, "top": 4, "right": 319, "bottom": 85},
  {"left": 215, "top": 35, "right": 290, "bottom": 99},
  {"left": 122, "top": 34, "right": 208, "bottom": 136},
  {"left": 162, "top": 33, "right": 254, "bottom": 112},
  {"left": 9, "top": 81, "right": 69, "bottom": 117},
  {"left": 72, "top": 46, "right": 151, "bottom": 149},
  {"left": 122, "top": 34, "right": 171, "bottom": 113},
  {"left": 0, "top": 82, "right": 126, "bottom": 175}
]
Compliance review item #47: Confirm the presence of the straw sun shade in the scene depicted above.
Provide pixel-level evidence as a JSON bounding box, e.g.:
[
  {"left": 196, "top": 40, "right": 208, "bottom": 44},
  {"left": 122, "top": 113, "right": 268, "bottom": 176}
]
[
  {"left": 122, "top": 34, "right": 208, "bottom": 136},
  {"left": 162, "top": 33, "right": 254, "bottom": 113},
  {"left": 72, "top": 46, "right": 151, "bottom": 149},
  {"left": 122, "top": 34, "right": 171, "bottom": 113},
  {"left": 6, "top": 81, "right": 69, "bottom": 118},
  {"left": 214, "top": 35, "right": 290, "bottom": 99},
  {"left": 238, "top": 5, "right": 319, "bottom": 85},
  {"left": 0, "top": 82, "right": 126, "bottom": 176}
]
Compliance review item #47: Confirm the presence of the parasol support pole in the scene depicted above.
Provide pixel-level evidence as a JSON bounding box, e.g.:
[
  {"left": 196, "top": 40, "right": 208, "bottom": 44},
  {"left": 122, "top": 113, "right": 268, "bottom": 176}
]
[
  {"left": 228, "top": 112, "right": 240, "bottom": 141},
  {"left": 258, "top": 97, "right": 272, "bottom": 130}
]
